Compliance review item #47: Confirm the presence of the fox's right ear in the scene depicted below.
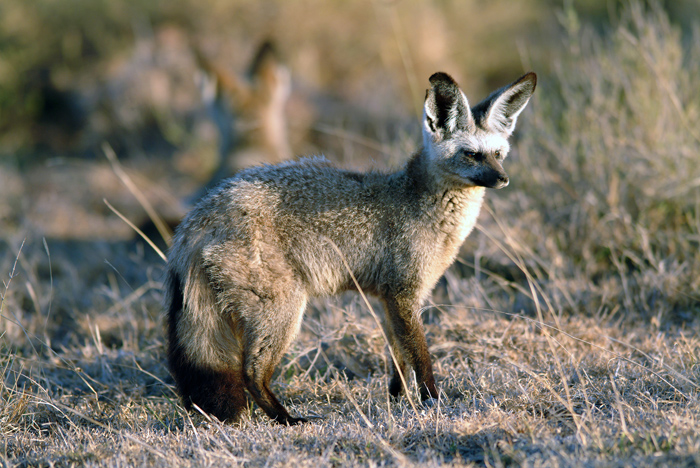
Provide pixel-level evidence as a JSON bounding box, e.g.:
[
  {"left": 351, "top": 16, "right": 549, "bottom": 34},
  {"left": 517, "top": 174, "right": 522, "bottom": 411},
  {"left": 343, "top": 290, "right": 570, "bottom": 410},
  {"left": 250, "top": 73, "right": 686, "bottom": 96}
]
[
  {"left": 423, "top": 72, "right": 474, "bottom": 144},
  {"left": 479, "top": 72, "right": 537, "bottom": 136}
]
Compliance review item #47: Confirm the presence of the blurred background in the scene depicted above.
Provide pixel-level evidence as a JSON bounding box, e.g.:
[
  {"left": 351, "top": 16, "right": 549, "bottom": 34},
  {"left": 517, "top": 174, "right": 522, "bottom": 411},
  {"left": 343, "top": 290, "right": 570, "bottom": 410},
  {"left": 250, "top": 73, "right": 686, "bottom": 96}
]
[
  {"left": 1, "top": 0, "right": 699, "bottom": 345},
  {"left": 0, "top": 0, "right": 698, "bottom": 234}
]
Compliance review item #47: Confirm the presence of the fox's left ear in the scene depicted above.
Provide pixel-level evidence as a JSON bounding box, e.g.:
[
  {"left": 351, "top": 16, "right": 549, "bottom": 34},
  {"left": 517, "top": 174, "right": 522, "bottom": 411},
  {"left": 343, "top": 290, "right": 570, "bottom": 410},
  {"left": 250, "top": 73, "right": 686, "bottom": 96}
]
[
  {"left": 478, "top": 72, "right": 537, "bottom": 136},
  {"left": 423, "top": 72, "right": 474, "bottom": 144}
]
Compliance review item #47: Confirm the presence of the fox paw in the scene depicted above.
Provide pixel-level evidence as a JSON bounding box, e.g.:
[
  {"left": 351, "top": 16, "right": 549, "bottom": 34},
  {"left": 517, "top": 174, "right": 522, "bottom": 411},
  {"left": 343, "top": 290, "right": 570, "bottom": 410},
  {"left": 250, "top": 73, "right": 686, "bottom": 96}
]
[
  {"left": 284, "top": 416, "right": 308, "bottom": 426},
  {"left": 421, "top": 397, "right": 438, "bottom": 408}
]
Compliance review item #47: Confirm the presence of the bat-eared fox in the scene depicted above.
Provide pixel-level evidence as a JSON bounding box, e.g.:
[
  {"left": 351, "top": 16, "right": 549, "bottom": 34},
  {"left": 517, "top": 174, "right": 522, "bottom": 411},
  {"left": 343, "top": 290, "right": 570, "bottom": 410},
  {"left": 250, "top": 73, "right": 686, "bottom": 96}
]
[{"left": 165, "top": 71, "right": 536, "bottom": 424}]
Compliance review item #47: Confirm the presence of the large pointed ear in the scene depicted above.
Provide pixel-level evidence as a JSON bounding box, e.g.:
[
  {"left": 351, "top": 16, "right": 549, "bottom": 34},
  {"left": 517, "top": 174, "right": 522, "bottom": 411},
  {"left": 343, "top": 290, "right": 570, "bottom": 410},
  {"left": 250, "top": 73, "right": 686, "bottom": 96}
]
[
  {"left": 423, "top": 72, "right": 474, "bottom": 143},
  {"left": 477, "top": 72, "right": 537, "bottom": 136}
]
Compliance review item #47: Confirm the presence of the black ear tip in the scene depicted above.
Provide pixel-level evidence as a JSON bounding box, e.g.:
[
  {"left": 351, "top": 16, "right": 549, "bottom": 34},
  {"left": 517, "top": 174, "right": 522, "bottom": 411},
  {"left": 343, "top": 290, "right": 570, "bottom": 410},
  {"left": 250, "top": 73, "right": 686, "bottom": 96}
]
[
  {"left": 258, "top": 40, "right": 278, "bottom": 57},
  {"left": 520, "top": 72, "right": 537, "bottom": 90},
  {"left": 249, "top": 40, "right": 281, "bottom": 76},
  {"left": 429, "top": 72, "right": 458, "bottom": 87}
]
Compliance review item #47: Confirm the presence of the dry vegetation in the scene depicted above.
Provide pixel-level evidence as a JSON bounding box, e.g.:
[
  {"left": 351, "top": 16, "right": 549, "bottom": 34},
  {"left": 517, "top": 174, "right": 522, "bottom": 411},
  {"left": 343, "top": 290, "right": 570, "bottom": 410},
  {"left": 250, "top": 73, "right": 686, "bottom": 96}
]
[{"left": 1, "top": 1, "right": 699, "bottom": 467}]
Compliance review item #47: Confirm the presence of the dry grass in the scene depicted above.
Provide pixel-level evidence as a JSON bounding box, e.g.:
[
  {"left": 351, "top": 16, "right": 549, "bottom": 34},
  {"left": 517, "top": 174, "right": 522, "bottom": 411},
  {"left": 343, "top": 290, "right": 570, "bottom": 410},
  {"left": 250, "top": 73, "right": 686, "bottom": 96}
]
[
  {"left": 1, "top": 249, "right": 698, "bottom": 466},
  {"left": 2, "top": 1, "right": 700, "bottom": 467}
]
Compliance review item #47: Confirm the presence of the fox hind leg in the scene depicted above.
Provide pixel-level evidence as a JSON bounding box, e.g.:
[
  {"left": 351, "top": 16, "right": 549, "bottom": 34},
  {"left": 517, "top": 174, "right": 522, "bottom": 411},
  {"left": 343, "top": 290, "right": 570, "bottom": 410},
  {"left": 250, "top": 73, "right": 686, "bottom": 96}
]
[{"left": 236, "top": 287, "right": 308, "bottom": 425}]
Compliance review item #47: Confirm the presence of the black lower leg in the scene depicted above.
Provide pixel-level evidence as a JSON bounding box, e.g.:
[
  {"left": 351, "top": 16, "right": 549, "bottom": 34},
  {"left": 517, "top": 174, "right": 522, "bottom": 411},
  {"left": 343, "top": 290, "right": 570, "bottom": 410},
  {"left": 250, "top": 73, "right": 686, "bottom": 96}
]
[
  {"left": 242, "top": 369, "right": 306, "bottom": 425},
  {"left": 389, "top": 358, "right": 408, "bottom": 398}
]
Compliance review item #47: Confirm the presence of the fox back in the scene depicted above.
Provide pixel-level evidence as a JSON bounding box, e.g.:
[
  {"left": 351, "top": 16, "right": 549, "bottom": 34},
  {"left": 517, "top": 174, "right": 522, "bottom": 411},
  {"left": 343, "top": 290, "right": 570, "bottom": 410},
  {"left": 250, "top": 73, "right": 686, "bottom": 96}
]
[{"left": 165, "top": 71, "right": 536, "bottom": 424}]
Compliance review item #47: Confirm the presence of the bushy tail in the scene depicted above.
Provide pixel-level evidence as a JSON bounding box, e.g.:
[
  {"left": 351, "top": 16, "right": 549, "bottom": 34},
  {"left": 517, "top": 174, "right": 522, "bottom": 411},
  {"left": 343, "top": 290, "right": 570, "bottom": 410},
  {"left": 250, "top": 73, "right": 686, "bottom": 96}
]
[{"left": 165, "top": 268, "right": 247, "bottom": 421}]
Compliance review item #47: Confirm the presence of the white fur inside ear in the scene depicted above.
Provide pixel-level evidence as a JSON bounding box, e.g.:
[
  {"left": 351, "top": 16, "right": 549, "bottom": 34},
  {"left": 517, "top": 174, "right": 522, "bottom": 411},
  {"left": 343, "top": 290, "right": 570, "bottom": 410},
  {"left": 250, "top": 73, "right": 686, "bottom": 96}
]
[
  {"left": 446, "top": 102, "right": 458, "bottom": 134},
  {"left": 486, "top": 82, "right": 532, "bottom": 136},
  {"left": 423, "top": 82, "right": 475, "bottom": 143},
  {"left": 446, "top": 90, "right": 472, "bottom": 133},
  {"left": 423, "top": 93, "right": 440, "bottom": 142},
  {"left": 459, "top": 90, "right": 470, "bottom": 111},
  {"left": 459, "top": 90, "right": 475, "bottom": 132}
]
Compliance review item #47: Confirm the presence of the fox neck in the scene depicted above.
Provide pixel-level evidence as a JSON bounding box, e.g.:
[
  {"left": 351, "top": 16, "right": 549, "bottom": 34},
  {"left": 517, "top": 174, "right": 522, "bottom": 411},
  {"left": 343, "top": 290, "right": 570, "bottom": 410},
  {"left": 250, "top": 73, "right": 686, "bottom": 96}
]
[{"left": 405, "top": 149, "right": 486, "bottom": 242}]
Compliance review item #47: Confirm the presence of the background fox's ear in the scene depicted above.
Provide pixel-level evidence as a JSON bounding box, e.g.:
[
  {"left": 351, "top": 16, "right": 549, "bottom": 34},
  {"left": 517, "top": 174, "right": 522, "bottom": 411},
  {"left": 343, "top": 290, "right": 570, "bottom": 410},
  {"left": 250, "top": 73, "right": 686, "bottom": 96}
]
[
  {"left": 423, "top": 72, "right": 474, "bottom": 142},
  {"left": 478, "top": 72, "right": 537, "bottom": 136},
  {"left": 249, "top": 40, "right": 291, "bottom": 100}
]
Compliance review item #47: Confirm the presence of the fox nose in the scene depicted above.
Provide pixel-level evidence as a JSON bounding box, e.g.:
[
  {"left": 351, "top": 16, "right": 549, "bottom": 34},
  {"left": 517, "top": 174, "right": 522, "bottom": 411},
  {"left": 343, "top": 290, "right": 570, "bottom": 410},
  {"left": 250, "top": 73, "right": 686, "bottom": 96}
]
[{"left": 494, "top": 174, "right": 509, "bottom": 189}]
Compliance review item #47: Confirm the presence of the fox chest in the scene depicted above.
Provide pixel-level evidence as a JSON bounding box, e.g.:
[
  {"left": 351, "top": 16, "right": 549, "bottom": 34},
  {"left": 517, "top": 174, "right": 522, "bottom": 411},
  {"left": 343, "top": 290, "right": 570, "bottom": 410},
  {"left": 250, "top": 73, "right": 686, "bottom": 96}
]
[
  {"left": 419, "top": 188, "right": 485, "bottom": 287},
  {"left": 441, "top": 189, "right": 484, "bottom": 238}
]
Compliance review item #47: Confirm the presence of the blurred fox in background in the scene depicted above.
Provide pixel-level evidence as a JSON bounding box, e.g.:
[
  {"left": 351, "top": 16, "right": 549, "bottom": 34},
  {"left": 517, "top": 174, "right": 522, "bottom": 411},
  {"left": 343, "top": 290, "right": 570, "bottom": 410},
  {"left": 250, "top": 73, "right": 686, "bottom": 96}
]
[
  {"left": 133, "top": 40, "right": 297, "bottom": 246},
  {"left": 193, "top": 41, "right": 293, "bottom": 195}
]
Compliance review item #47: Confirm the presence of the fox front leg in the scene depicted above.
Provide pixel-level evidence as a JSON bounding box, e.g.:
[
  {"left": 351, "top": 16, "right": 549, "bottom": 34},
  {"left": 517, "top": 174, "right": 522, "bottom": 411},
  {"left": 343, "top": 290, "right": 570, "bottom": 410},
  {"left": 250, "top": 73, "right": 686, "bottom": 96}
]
[
  {"left": 386, "top": 331, "right": 409, "bottom": 399},
  {"left": 383, "top": 294, "right": 438, "bottom": 402}
]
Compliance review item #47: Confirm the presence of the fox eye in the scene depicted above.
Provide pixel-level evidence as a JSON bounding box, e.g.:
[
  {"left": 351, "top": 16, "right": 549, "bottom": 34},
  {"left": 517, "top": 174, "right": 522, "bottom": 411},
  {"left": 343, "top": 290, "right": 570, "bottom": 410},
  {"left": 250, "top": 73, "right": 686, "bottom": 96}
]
[
  {"left": 495, "top": 150, "right": 501, "bottom": 158},
  {"left": 462, "top": 150, "right": 477, "bottom": 158}
]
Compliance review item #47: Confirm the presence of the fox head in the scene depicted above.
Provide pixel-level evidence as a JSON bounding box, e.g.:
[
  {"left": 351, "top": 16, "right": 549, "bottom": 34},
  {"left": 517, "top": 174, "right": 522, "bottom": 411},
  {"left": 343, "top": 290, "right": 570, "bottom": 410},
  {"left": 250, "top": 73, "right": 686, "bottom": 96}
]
[{"left": 422, "top": 71, "right": 537, "bottom": 189}]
